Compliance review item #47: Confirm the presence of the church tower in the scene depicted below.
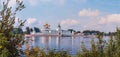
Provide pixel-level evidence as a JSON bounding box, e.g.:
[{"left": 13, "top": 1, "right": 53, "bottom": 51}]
[{"left": 56, "top": 24, "right": 61, "bottom": 35}]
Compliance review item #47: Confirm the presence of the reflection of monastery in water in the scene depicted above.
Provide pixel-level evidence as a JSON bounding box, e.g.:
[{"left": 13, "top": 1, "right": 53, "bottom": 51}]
[{"left": 31, "top": 23, "right": 73, "bottom": 37}]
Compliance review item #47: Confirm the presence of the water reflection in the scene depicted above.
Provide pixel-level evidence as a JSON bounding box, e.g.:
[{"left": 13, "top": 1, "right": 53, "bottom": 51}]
[
  {"left": 56, "top": 37, "right": 60, "bottom": 50},
  {"left": 23, "top": 36, "right": 110, "bottom": 54},
  {"left": 41, "top": 36, "right": 49, "bottom": 49}
]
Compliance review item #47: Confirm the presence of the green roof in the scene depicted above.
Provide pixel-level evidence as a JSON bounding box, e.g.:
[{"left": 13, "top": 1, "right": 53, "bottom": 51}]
[{"left": 58, "top": 24, "right": 61, "bottom": 28}]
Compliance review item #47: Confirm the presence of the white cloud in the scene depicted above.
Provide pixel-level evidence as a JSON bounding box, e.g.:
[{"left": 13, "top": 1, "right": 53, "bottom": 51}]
[
  {"left": 25, "top": 18, "right": 37, "bottom": 26},
  {"left": 107, "top": 14, "right": 120, "bottom": 23},
  {"left": 92, "top": 14, "right": 120, "bottom": 32},
  {"left": 8, "top": 0, "right": 16, "bottom": 7},
  {"left": 61, "top": 19, "right": 79, "bottom": 26},
  {"left": 27, "top": 0, "right": 38, "bottom": 6},
  {"left": 98, "top": 17, "right": 106, "bottom": 24},
  {"left": 99, "top": 14, "right": 120, "bottom": 24},
  {"left": 60, "top": 19, "right": 79, "bottom": 29},
  {"left": 79, "top": 8, "right": 100, "bottom": 17},
  {"left": 78, "top": 8, "right": 120, "bottom": 32}
]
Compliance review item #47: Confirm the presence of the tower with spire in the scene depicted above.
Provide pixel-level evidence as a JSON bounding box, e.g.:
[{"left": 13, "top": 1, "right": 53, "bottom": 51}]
[{"left": 56, "top": 23, "right": 62, "bottom": 35}]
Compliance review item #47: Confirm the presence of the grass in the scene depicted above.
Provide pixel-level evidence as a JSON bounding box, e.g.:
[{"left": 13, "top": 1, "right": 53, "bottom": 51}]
[{"left": 24, "top": 29, "right": 120, "bottom": 57}]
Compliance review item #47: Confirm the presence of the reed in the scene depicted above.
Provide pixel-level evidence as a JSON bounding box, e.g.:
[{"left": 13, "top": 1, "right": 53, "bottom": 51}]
[
  {"left": 76, "top": 28, "right": 120, "bottom": 57},
  {"left": 24, "top": 47, "right": 71, "bottom": 57}
]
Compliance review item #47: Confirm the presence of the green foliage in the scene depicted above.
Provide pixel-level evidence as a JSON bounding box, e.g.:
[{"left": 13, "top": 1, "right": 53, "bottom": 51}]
[
  {"left": 24, "top": 47, "right": 71, "bottom": 57},
  {"left": 0, "top": 0, "right": 25, "bottom": 57}
]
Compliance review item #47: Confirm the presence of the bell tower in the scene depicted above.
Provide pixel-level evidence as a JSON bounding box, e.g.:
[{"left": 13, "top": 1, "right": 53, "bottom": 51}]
[{"left": 56, "top": 23, "right": 61, "bottom": 35}]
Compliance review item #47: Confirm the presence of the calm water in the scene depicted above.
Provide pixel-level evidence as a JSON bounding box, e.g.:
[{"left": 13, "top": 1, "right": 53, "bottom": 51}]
[{"left": 22, "top": 36, "right": 110, "bottom": 55}]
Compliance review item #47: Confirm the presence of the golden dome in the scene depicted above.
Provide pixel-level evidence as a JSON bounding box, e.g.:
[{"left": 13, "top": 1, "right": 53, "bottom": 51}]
[{"left": 43, "top": 23, "right": 50, "bottom": 29}]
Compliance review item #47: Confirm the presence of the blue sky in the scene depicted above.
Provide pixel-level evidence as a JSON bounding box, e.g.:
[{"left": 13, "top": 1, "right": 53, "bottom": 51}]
[{"left": 1, "top": 0, "right": 120, "bottom": 32}]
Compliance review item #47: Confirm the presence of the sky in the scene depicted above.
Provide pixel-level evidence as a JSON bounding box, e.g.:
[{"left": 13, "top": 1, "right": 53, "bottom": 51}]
[{"left": 0, "top": 0, "right": 120, "bottom": 32}]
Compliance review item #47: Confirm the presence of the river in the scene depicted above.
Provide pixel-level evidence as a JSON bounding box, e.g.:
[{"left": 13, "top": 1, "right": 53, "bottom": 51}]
[{"left": 22, "top": 36, "right": 110, "bottom": 55}]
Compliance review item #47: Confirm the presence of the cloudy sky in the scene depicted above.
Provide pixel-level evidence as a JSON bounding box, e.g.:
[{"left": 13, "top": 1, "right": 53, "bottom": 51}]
[{"left": 1, "top": 0, "right": 120, "bottom": 32}]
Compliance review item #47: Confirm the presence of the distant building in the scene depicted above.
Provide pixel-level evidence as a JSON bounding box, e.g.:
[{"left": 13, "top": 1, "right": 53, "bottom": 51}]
[
  {"left": 42, "top": 23, "right": 51, "bottom": 33},
  {"left": 27, "top": 23, "right": 72, "bottom": 36},
  {"left": 56, "top": 24, "right": 62, "bottom": 35}
]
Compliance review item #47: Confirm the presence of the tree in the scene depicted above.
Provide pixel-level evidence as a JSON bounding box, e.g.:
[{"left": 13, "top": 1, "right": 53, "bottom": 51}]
[
  {"left": 68, "top": 29, "right": 76, "bottom": 33},
  {"left": 0, "top": 0, "right": 25, "bottom": 57},
  {"left": 76, "top": 31, "right": 81, "bottom": 33},
  {"left": 30, "top": 28, "right": 33, "bottom": 32},
  {"left": 26, "top": 27, "right": 30, "bottom": 34},
  {"left": 34, "top": 27, "right": 41, "bottom": 33},
  {"left": 83, "top": 30, "right": 91, "bottom": 35},
  {"left": 12, "top": 28, "right": 23, "bottom": 34}
]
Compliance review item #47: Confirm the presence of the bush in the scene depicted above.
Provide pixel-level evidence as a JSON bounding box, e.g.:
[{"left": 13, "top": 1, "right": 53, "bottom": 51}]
[{"left": 0, "top": 0, "right": 25, "bottom": 57}]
